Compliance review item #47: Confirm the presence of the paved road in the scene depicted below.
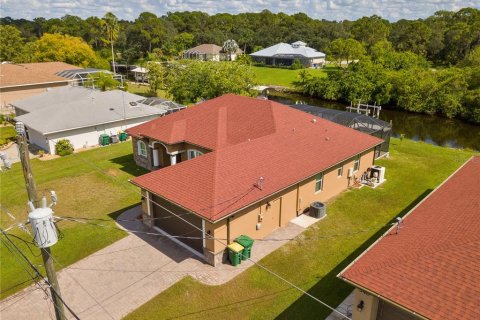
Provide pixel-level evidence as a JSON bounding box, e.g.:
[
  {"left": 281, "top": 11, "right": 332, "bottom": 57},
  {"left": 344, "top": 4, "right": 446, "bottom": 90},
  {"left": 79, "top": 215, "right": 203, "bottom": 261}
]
[{"left": 0, "top": 206, "right": 308, "bottom": 320}]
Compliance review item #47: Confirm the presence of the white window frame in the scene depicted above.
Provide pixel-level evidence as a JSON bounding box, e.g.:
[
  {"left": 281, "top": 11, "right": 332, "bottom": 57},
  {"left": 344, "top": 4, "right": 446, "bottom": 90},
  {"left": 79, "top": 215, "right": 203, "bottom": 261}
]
[
  {"left": 353, "top": 156, "right": 360, "bottom": 172},
  {"left": 315, "top": 173, "right": 323, "bottom": 193},
  {"left": 337, "top": 165, "right": 343, "bottom": 177},
  {"left": 188, "top": 149, "right": 203, "bottom": 160},
  {"left": 137, "top": 140, "right": 147, "bottom": 158}
]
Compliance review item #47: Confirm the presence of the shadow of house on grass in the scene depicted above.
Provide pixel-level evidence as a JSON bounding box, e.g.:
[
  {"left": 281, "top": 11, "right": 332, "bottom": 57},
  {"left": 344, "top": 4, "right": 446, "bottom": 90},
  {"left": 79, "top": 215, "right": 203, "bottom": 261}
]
[
  {"left": 109, "top": 153, "right": 149, "bottom": 177},
  {"left": 275, "top": 189, "right": 433, "bottom": 320}
]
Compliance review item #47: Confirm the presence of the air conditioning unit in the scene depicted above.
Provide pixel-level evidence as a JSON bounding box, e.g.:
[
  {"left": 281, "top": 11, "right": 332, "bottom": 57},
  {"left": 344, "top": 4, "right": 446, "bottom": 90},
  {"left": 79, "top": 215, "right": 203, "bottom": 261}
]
[
  {"left": 370, "top": 166, "right": 386, "bottom": 184},
  {"left": 347, "top": 167, "right": 354, "bottom": 178},
  {"left": 310, "top": 202, "right": 326, "bottom": 219}
]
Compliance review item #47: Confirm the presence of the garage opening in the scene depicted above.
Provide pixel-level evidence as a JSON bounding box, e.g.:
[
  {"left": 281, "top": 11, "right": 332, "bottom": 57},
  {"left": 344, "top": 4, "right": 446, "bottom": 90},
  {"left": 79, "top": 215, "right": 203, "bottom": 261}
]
[{"left": 151, "top": 195, "right": 204, "bottom": 253}]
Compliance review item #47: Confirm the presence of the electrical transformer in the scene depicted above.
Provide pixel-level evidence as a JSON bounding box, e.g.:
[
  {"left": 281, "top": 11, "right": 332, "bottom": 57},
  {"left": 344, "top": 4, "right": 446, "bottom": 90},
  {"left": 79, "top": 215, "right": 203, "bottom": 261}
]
[{"left": 29, "top": 207, "right": 58, "bottom": 248}]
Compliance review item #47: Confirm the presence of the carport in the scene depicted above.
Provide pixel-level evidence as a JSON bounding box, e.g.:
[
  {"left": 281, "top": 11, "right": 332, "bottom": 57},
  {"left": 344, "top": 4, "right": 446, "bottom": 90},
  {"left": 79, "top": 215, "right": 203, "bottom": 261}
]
[{"left": 151, "top": 195, "right": 204, "bottom": 253}]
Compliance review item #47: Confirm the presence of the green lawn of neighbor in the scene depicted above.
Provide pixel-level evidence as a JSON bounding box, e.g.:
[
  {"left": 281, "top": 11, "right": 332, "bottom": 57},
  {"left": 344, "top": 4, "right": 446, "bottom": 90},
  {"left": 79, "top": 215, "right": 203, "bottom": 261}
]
[
  {"left": 0, "top": 125, "right": 16, "bottom": 145},
  {"left": 0, "top": 142, "right": 147, "bottom": 299},
  {"left": 251, "top": 66, "right": 331, "bottom": 87},
  {"left": 127, "top": 83, "right": 170, "bottom": 100},
  {"left": 124, "top": 138, "right": 477, "bottom": 320}
]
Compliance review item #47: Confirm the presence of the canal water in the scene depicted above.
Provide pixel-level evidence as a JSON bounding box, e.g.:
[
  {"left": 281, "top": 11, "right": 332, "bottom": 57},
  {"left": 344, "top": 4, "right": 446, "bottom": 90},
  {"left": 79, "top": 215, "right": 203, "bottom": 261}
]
[{"left": 269, "top": 93, "right": 480, "bottom": 151}]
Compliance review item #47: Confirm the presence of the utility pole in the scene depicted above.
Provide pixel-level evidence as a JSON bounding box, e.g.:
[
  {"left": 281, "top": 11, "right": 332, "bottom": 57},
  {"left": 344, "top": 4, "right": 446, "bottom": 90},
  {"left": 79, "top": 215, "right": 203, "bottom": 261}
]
[{"left": 15, "top": 122, "right": 66, "bottom": 320}]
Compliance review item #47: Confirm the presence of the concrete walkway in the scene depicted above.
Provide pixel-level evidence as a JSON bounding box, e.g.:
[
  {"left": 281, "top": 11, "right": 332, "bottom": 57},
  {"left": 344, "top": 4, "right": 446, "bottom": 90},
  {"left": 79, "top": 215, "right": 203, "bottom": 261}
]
[
  {"left": 0, "top": 206, "right": 311, "bottom": 320},
  {"left": 0, "top": 142, "right": 37, "bottom": 164}
]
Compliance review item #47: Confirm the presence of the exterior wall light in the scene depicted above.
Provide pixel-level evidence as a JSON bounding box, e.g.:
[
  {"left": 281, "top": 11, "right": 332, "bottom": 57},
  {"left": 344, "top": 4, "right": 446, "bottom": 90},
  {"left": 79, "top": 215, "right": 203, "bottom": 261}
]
[{"left": 357, "top": 300, "right": 364, "bottom": 312}]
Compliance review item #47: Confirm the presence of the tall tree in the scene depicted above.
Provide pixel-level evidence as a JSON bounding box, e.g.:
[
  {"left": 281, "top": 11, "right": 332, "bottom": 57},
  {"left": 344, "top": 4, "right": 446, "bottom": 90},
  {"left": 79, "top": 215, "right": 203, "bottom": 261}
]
[
  {"left": 102, "top": 12, "right": 119, "bottom": 73},
  {"left": 326, "top": 38, "right": 365, "bottom": 66},
  {"left": 0, "top": 25, "right": 25, "bottom": 62},
  {"left": 222, "top": 39, "right": 239, "bottom": 61},
  {"left": 29, "top": 33, "right": 99, "bottom": 67},
  {"left": 351, "top": 15, "right": 390, "bottom": 48}
]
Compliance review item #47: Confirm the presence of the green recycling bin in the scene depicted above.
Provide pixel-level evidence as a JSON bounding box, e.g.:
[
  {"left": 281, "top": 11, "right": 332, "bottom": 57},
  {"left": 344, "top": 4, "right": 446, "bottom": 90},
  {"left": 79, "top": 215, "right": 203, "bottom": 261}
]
[
  {"left": 119, "top": 132, "right": 128, "bottom": 141},
  {"left": 235, "top": 235, "right": 254, "bottom": 260},
  {"left": 227, "top": 242, "right": 244, "bottom": 266},
  {"left": 99, "top": 133, "right": 110, "bottom": 146}
]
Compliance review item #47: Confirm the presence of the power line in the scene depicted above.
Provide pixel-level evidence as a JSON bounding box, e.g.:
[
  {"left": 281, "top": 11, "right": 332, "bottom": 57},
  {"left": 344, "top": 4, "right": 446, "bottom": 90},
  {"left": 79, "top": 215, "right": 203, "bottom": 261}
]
[
  {"left": 57, "top": 214, "right": 390, "bottom": 242},
  {"left": 0, "top": 227, "right": 81, "bottom": 320}
]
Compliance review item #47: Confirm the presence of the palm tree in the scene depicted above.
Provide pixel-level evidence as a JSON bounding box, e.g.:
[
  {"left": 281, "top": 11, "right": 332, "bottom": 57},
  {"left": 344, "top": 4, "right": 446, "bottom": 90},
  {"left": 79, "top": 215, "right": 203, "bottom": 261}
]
[
  {"left": 102, "top": 12, "right": 119, "bottom": 74},
  {"left": 222, "top": 39, "right": 239, "bottom": 61}
]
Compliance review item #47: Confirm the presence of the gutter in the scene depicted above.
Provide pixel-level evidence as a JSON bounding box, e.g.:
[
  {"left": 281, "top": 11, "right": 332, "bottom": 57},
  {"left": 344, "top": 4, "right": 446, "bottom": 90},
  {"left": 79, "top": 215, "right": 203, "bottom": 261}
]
[
  {"left": 20, "top": 112, "right": 165, "bottom": 135},
  {"left": 0, "top": 79, "right": 73, "bottom": 89},
  {"left": 337, "top": 156, "right": 475, "bottom": 319}
]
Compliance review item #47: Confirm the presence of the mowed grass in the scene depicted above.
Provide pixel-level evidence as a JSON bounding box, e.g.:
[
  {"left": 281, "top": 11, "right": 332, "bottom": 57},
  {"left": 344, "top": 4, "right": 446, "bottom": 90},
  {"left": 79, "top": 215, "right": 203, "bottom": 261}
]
[
  {"left": 251, "top": 66, "right": 330, "bottom": 87},
  {"left": 0, "top": 142, "right": 147, "bottom": 299},
  {"left": 124, "top": 139, "right": 477, "bottom": 320},
  {"left": 127, "top": 83, "right": 170, "bottom": 100},
  {"left": 0, "top": 126, "right": 16, "bottom": 145}
]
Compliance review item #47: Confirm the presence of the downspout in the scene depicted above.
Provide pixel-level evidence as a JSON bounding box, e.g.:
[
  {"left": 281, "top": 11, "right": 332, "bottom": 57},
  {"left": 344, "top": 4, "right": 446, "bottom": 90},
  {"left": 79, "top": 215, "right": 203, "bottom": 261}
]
[{"left": 226, "top": 217, "right": 231, "bottom": 244}]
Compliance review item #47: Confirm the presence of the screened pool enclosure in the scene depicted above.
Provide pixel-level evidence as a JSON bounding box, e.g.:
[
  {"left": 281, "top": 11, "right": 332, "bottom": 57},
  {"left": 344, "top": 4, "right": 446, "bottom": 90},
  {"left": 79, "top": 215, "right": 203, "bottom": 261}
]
[{"left": 290, "top": 104, "right": 392, "bottom": 159}]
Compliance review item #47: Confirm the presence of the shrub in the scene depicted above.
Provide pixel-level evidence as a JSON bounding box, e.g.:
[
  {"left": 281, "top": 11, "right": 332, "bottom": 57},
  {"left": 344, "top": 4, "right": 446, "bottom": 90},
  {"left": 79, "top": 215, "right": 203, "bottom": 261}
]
[
  {"left": 291, "top": 59, "right": 304, "bottom": 70},
  {"left": 55, "top": 139, "right": 74, "bottom": 156}
]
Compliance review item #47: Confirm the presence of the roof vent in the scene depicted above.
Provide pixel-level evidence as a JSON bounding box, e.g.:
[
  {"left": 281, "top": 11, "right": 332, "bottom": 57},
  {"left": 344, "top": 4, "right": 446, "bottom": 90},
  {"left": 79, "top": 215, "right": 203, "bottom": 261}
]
[
  {"left": 129, "top": 101, "right": 138, "bottom": 107},
  {"left": 311, "top": 119, "right": 317, "bottom": 123}
]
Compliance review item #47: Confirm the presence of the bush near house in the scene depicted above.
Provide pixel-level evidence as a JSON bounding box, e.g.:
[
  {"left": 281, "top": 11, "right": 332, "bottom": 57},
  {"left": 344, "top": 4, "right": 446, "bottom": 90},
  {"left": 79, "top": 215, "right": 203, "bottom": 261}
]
[
  {"left": 290, "top": 59, "right": 304, "bottom": 70},
  {"left": 55, "top": 139, "right": 74, "bottom": 156}
]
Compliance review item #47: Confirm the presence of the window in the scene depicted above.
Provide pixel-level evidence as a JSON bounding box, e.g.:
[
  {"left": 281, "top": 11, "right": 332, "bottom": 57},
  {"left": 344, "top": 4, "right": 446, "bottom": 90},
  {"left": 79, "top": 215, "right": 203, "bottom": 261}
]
[
  {"left": 137, "top": 140, "right": 147, "bottom": 157},
  {"left": 337, "top": 166, "right": 343, "bottom": 177},
  {"left": 353, "top": 156, "right": 360, "bottom": 172},
  {"left": 188, "top": 149, "right": 203, "bottom": 160},
  {"left": 315, "top": 173, "right": 323, "bottom": 192}
]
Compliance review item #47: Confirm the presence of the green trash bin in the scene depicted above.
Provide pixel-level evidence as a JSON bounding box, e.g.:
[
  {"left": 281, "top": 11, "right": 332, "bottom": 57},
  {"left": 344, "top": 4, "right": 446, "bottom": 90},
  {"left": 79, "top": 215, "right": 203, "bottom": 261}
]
[
  {"left": 227, "top": 242, "right": 244, "bottom": 266},
  {"left": 119, "top": 132, "right": 128, "bottom": 141},
  {"left": 235, "top": 235, "right": 254, "bottom": 260},
  {"left": 99, "top": 133, "right": 110, "bottom": 146}
]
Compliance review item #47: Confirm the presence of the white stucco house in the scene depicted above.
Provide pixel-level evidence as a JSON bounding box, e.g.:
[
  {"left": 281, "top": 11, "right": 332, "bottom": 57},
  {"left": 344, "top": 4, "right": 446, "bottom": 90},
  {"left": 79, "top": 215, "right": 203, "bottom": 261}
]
[
  {"left": 250, "top": 41, "right": 326, "bottom": 68},
  {"left": 12, "top": 86, "right": 183, "bottom": 154}
]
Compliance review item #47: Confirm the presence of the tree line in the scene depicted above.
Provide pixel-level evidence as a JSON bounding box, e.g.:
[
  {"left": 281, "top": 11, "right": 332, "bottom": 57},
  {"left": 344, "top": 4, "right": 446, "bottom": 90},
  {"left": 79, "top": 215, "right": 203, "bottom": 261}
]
[
  {"left": 1, "top": 8, "right": 479, "bottom": 66},
  {"left": 0, "top": 8, "right": 478, "bottom": 123}
]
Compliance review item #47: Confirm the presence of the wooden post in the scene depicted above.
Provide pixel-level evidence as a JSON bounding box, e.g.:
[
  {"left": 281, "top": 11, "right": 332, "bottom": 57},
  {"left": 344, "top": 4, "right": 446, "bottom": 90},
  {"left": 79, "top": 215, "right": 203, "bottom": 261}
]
[{"left": 16, "top": 133, "right": 66, "bottom": 320}]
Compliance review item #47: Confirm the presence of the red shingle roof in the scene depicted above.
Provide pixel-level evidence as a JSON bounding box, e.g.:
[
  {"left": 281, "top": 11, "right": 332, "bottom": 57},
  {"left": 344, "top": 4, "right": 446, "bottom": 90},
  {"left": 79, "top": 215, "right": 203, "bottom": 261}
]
[
  {"left": 130, "top": 95, "right": 382, "bottom": 221},
  {"left": 340, "top": 156, "right": 480, "bottom": 320},
  {"left": 0, "top": 62, "right": 81, "bottom": 88}
]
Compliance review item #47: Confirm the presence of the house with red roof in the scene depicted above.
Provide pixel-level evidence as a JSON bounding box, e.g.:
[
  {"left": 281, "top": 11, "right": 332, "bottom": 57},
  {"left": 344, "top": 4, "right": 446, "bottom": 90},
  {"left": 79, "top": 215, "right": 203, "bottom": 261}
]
[
  {"left": 338, "top": 156, "right": 480, "bottom": 320},
  {"left": 127, "top": 94, "right": 383, "bottom": 265}
]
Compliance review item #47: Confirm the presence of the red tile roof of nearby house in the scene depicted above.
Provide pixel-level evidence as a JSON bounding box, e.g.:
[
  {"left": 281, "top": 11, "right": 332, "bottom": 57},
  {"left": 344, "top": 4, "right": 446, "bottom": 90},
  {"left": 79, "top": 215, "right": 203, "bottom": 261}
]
[
  {"left": 339, "top": 156, "right": 480, "bottom": 320},
  {"left": 0, "top": 62, "right": 81, "bottom": 88},
  {"left": 129, "top": 95, "right": 382, "bottom": 221}
]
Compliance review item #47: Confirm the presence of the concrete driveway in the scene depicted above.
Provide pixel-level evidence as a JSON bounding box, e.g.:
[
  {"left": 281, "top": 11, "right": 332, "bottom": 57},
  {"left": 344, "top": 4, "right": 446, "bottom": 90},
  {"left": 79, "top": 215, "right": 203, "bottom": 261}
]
[{"left": 0, "top": 206, "right": 308, "bottom": 320}]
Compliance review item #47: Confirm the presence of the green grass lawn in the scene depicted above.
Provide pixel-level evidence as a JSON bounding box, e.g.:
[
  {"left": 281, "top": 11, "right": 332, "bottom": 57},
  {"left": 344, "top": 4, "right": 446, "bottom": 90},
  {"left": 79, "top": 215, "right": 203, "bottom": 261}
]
[
  {"left": 0, "top": 125, "right": 16, "bottom": 145},
  {"left": 127, "top": 83, "right": 170, "bottom": 100},
  {"left": 251, "top": 66, "right": 331, "bottom": 87},
  {"left": 124, "top": 139, "right": 477, "bottom": 320},
  {"left": 0, "top": 142, "right": 147, "bottom": 299}
]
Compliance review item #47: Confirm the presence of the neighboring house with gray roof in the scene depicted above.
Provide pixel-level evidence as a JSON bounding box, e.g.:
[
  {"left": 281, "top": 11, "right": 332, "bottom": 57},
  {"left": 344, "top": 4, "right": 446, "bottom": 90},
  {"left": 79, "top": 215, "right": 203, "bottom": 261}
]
[
  {"left": 12, "top": 86, "right": 183, "bottom": 154},
  {"left": 250, "top": 41, "right": 326, "bottom": 68}
]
